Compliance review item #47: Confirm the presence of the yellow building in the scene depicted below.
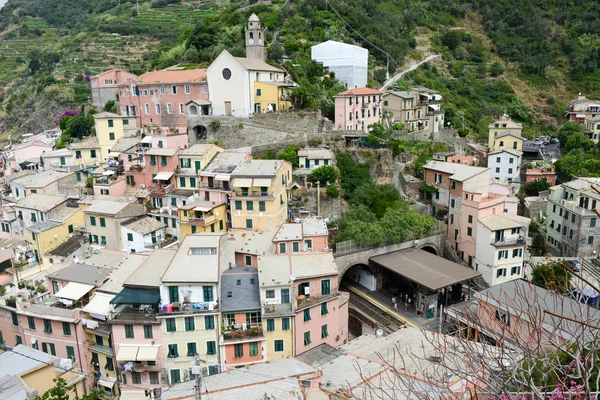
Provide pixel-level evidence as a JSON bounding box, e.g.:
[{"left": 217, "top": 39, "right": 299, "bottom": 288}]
[
  {"left": 70, "top": 138, "right": 102, "bottom": 167},
  {"left": 178, "top": 201, "right": 227, "bottom": 240},
  {"left": 262, "top": 315, "right": 294, "bottom": 360},
  {"left": 27, "top": 207, "right": 85, "bottom": 266},
  {"left": 585, "top": 116, "right": 600, "bottom": 142},
  {"left": 176, "top": 144, "right": 223, "bottom": 190},
  {"left": 230, "top": 160, "right": 292, "bottom": 231},
  {"left": 94, "top": 112, "right": 125, "bottom": 165},
  {"left": 253, "top": 82, "right": 294, "bottom": 114},
  {"left": 0, "top": 345, "right": 59, "bottom": 397},
  {"left": 157, "top": 312, "right": 221, "bottom": 379},
  {"left": 488, "top": 115, "right": 524, "bottom": 150},
  {"left": 489, "top": 131, "right": 525, "bottom": 152}
]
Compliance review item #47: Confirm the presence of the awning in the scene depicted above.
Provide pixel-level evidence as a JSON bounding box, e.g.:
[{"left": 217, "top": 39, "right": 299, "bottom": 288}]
[
  {"left": 253, "top": 178, "right": 272, "bottom": 187},
  {"left": 140, "top": 136, "right": 153, "bottom": 144},
  {"left": 153, "top": 172, "right": 173, "bottom": 181},
  {"left": 98, "top": 377, "right": 117, "bottom": 389},
  {"left": 110, "top": 287, "right": 160, "bottom": 306},
  {"left": 116, "top": 346, "right": 139, "bottom": 361},
  {"left": 369, "top": 248, "right": 481, "bottom": 291},
  {"left": 215, "top": 174, "right": 230, "bottom": 181},
  {"left": 116, "top": 345, "right": 159, "bottom": 362},
  {"left": 429, "top": 104, "right": 441, "bottom": 111},
  {"left": 102, "top": 170, "right": 115, "bottom": 176},
  {"left": 119, "top": 392, "right": 147, "bottom": 400},
  {"left": 55, "top": 282, "right": 94, "bottom": 301},
  {"left": 233, "top": 178, "right": 252, "bottom": 187},
  {"left": 194, "top": 205, "right": 214, "bottom": 212},
  {"left": 82, "top": 292, "right": 115, "bottom": 317},
  {"left": 136, "top": 346, "right": 159, "bottom": 361}
]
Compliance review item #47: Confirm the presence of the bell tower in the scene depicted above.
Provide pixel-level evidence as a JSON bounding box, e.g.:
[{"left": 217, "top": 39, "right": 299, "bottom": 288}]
[{"left": 245, "top": 13, "right": 266, "bottom": 61}]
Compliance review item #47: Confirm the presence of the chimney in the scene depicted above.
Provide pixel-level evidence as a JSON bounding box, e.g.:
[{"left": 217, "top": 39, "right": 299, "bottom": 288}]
[{"left": 578, "top": 93, "right": 585, "bottom": 101}]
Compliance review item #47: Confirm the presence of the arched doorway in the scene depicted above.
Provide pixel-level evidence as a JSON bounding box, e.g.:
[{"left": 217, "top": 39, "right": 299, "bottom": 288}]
[{"left": 192, "top": 125, "right": 207, "bottom": 141}]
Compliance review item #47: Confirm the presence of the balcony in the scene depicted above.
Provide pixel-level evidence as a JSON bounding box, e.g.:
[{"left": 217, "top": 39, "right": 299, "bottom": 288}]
[
  {"left": 221, "top": 325, "right": 264, "bottom": 343},
  {"left": 232, "top": 189, "right": 275, "bottom": 199},
  {"left": 143, "top": 236, "right": 176, "bottom": 249},
  {"left": 199, "top": 182, "right": 231, "bottom": 191},
  {"left": 490, "top": 235, "right": 525, "bottom": 247},
  {"left": 296, "top": 292, "right": 338, "bottom": 311},
  {"left": 157, "top": 301, "right": 218, "bottom": 315},
  {"left": 133, "top": 362, "right": 161, "bottom": 373},
  {"left": 89, "top": 343, "right": 114, "bottom": 357},
  {"left": 188, "top": 215, "right": 216, "bottom": 226},
  {"left": 263, "top": 303, "right": 293, "bottom": 317}
]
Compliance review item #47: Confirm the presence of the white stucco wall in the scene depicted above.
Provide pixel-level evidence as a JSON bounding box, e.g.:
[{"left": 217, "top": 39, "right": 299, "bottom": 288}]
[{"left": 488, "top": 152, "right": 521, "bottom": 184}]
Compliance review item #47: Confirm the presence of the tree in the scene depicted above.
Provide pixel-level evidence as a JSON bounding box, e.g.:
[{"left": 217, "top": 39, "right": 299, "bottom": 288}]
[
  {"left": 441, "top": 30, "right": 462, "bottom": 51},
  {"left": 67, "top": 114, "right": 93, "bottom": 139},
  {"left": 351, "top": 183, "right": 402, "bottom": 219},
  {"left": 565, "top": 131, "right": 593, "bottom": 152},
  {"left": 335, "top": 151, "right": 372, "bottom": 197},
  {"left": 557, "top": 122, "right": 585, "bottom": 149},
  {"left": 379, "top": 205, "right": 436, "bottom": 243},
  {"left": 28, "top": 50, "right": 42, "bottom": 73},
  {"left": 268, "top": 42, "right": 283, "bottom": 62},
  {"left": 531, "top": 260, "right": 572, "bottom": 295},
  {"left": 103, "top": 100, "right": 116, "bottom": 113},
  {"left": 308, "top": 165, "right": 338, "bottom": 185},
  {"left": 343, "top": 220, "right": 385, "bottom": 246},
  {"left": 34, "top": 377, "right": 103, "bottom": 400},
  {"left": 277, "top": 145, "right": 298, "bottom": 168},
  {"left": 523, "top": 179, "right": 550, "bottom": 196}
]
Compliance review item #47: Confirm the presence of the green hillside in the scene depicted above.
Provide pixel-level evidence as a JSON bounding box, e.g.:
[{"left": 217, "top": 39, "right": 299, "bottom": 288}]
[{"left": 0, "top": 0, "right": 598, "bottom": 140}]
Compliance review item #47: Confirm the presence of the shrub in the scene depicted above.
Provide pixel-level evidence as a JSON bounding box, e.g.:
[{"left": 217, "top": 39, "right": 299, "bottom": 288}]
[
  {"left": 326, "top": 184, "right": 340, "bottom": 197},
  {"left": 309, "top": 165, "right": 338, "bottom": 185},
  {"left": 0, "top": 286, "right": 6, "bottom": 296},
  {"left": 209, "top": 120, "right": 221, "bottom": 131},
  {"left": 308, "top": 137, "right": 323, "bottom": 147}
]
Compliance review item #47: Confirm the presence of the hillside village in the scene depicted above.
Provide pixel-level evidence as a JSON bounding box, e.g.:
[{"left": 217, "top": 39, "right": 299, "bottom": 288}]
[{"left": 0, "top": 8, "right": 600, "bottom": 400}]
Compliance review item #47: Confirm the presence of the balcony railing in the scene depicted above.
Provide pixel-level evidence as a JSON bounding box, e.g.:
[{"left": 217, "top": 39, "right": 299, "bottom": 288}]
[
  {"left": 199, "top": 182, "right": 231, "bottom": 191},
  {"left": 133, "top": 362, "right": 161, "bottom": 373},
  {"left": 158, "top": 301, "right": 218, "bottom": 314},
  {"left": 490, "top": 235, "right": 525, "bottom": 247},
  {"left": 296, "top": 292, "right": 337, "bottom": 310},
  {"left": 263, "top": 303, "right": 293, "bottom": 317},
  {"left": 188, "top": 216, "right": 214, "bottom": 226},
  {"left": 232, "top": 189, "right": 275, "bottom": 198},
  {"left": 221, "top": 325, "right": 264, "bottom": 342}
]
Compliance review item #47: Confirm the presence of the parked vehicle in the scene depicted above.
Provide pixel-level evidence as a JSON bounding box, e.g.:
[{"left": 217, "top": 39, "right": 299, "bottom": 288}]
[{"left": 567, "top": 259, "right": 582, "bottom": 272}]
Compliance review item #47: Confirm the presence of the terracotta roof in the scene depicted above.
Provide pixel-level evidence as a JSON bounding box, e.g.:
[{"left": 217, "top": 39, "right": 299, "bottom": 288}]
[
  {"left": 337, "top": 87, "right": 382, "bottom": 96},
  {"left": 138, "top": 69, "right": 207, "bottom": 84}
]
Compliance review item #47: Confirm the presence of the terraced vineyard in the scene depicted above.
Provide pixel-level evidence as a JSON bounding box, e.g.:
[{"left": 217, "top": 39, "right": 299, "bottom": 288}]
[{"left": 0, "top": 0, "right": 228, "bottom": 86}]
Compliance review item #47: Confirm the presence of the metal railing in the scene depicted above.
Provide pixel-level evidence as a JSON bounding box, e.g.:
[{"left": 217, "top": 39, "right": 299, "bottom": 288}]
[
  {"left": 490, "top": 236, "right": 525, "bottom": 247},
  {"left": 233, "top": 189, "right": 274, "bottom": 198}
]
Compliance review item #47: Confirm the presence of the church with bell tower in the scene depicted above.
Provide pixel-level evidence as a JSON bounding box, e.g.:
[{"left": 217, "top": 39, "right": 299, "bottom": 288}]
[{"left": 245, "top": 13, "right": 266, "bottom": 61}]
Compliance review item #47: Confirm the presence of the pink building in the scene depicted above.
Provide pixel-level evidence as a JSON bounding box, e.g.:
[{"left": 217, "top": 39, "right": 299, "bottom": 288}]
[
  {"left": 291, "top": 253, "right": 349, "bottom": 354},
  {"left": 93, "top": 176, "right": 128, "bottom": 197},
  {"left": 90, "top": 69, "right": 138, "bottom": 109},
  {"left": 272, "top": 219, "right": 329, "bottom": 254},
  {"left": 424, "top": 161, "right": 518, "bottom": 269},
  {"left": 147, "top": 132, "right": 189, "bottom": 150},
  {"left": 15, "top": 141, "right": 53, "bottom": 165},
  {"left": 124, "top": 148, "right": 179, "bottom": 192},
  {"left": 0, "top": 304, "right": 25, "bottom": 348},
  {"left": 118, "top": 69, "right": 209, "bottom": 133},
  {"left": 525, "top": 168, "right": 556, "bottom": 185},
  {"left": 17, "top": 301, "right": 94, "bottom": 391},
  {"left": 110, "top": 321, "right": 164, "bottom": 393},
  {"left": 334, "top": 87, "right": 383, "bottom": 133}
]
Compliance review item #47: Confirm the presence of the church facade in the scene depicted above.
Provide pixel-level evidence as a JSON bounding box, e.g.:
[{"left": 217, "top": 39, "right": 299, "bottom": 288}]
[{"left": 206, "top": 14, "right": 290, "bottom": 117}]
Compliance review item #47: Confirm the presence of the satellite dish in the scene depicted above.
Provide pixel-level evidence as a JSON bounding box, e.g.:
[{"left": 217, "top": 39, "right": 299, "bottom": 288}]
[
  {"left": 290, "top": 275, "right": 296, "bottom": 282},
  {"left": 376, "top": 329, "right": 383, "bottom": 337},
  {"left": 31, "top": 338, "right": 36, "bottom": 344}
]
